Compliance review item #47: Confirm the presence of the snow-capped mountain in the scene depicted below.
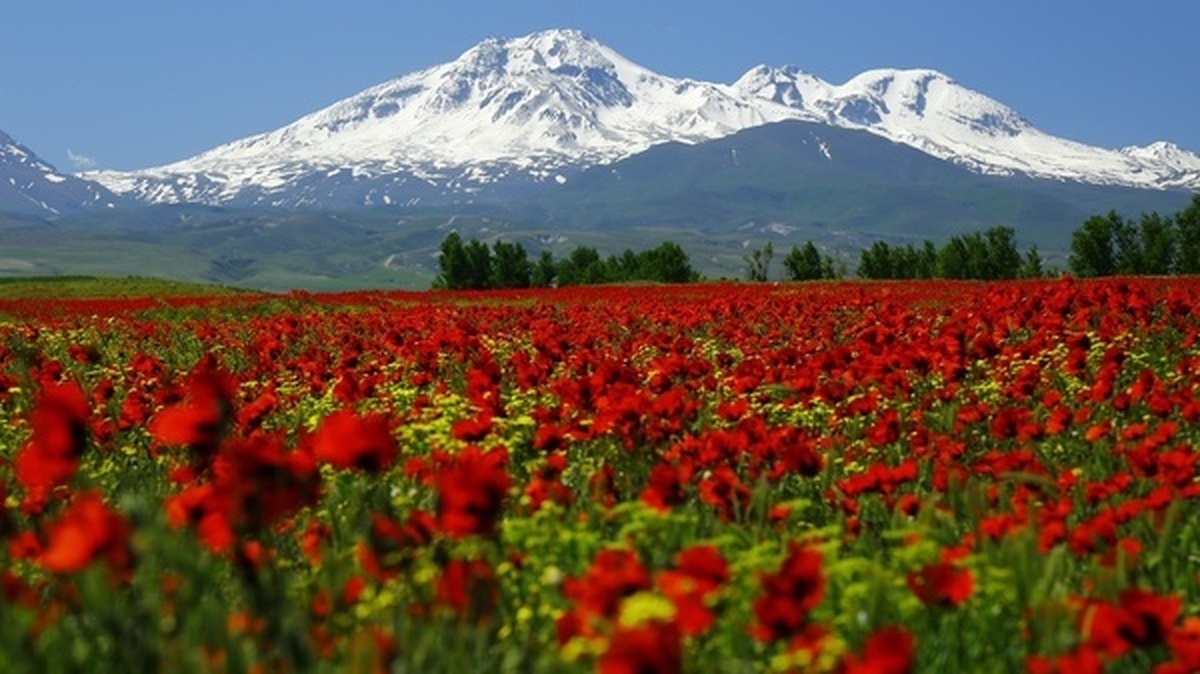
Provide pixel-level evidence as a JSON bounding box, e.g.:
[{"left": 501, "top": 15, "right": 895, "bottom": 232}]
[
  {"left": 733, "top": 66, "right": 1200, "bottom": 189},
  {"left": 1, "top": 129, "right": 119, "bottom": 216},
  {"left": 89, "top": 29, "right": 1200, "bottom": 207}
]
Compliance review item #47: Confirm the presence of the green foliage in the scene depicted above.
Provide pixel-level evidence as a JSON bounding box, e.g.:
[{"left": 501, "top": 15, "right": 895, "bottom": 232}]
[
  {"left": 938, "top": 227, "right": 1020, "bottom": 280},
  {"left": 531, "top": 250, "right": 557, "bottom": 288},
  {"left": 637, "top": 241, "right": 699, "bottom": 284},
  {"left": 555, "top": 246, "right": 605, "bottom": 286},
  {"left": 859, "top": 226, "right": 1025, "bottom": 280},
  {"left": 858, "top": 241, "right": 896, "bottom": 280},
  {"left": 433, "top": 235, "right": 699, "bottom": 289},
  {"left": 1175, "top": 195, "right": 1200, "bottom": 275},
  {"left": 490, "top": 240, "right": 533, "bottom": 289},
  {"left": 1070, "top": 212, "right": 1120, "bottom": 277},
  {"left": 434, "top": 232, "right": 469, "bottom": 290},
  {"left": 1019, "top": 246, "right": 1045, "bottom": 279},
  {"left": 783, "top": 242, "right": 839, "bottom": 281},
  {"left": 1139, "top": 212, "right": 1176, "bottom": 275},
  {"left": 1068, "top": 198, "right": 1200, "bottom": 277}
]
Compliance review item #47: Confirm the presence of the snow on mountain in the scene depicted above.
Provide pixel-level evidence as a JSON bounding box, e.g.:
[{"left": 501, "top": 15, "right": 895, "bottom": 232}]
[
  {"left": 734, "top": 66, "right": 1200, "bottom": 190},
  {"left": 89, "top": 29, "right": 1200, "bottom": 206},
  {"left": 1, "top": 129, "right": 118, "bottom": 216},
  {"left": 91, "top": 29, "right": 802, "bottom": 206}
]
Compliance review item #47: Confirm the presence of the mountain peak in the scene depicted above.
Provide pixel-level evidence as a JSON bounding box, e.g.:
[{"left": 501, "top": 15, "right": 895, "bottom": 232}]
[
  {"left": 452, "top": 28, "right": 613, "bottom": 76},
  {"left": 85, "top": 30, "right": 1200, "bottom": 206}
]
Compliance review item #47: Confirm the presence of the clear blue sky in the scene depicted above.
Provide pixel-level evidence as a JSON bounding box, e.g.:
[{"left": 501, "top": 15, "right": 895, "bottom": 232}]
[{"left": 2, "top": 1, "right": 1196, "bottom": 172}]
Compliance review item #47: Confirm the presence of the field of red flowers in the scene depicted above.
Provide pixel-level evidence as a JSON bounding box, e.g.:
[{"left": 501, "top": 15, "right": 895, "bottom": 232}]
[{"left": 3, "top": 278, "right": 1200, "bottom": 673}]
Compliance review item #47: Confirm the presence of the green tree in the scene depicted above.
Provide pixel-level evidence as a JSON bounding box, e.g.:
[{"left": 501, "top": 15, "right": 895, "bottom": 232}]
[
  {"left": 1070, "top": 212, "right": 1121, "bottom": 277},
  {"left": 917, "top": 241, "right": 938, "bottom": 279},
  {"left": 744, "top": 242, "right": 774, "bottom": 282},
  {"left": 532, "top": 250, "right": 557, "bottom": 287},
  {"left": 937, "top": 237, "right": 969, "bottom": 279},
  {"left": 462, "top": 239, "right": 493, "bottom": 289},
  {"left": 641, "top": 241, "right": 698, "bottom": 283},
  {"left": 557, "top": 246, "right": 604, "bottom": 286},
  {"left": 858, "top": 241, "right": 894, "bottom": 279},
  {"left": 1112, "top": 213, "right": 1144, "bottom": 275},
  {"left": 783, "top": 242, "right": 833, "bottom": 281},
  {"left": 490, "top": 240, "right": 532, "bottom": 289},
  {"left": 610, "top": 249, "right": 642, "bottom": 282},
  {"left": 1139, "top": 212, "right": 1176, "bottom": 275},
  {"left": 983, "top": 226, "right": 1022, "bottom": 280},
  {"left": 435, "top": 232, "right": 469, "bottom": 290},
  {"left": 1178, "top": 195, "right": 1200, "bottom": 275},
  {"left": 1019, "top": 245, "right": 1044, "bottom": 279}
]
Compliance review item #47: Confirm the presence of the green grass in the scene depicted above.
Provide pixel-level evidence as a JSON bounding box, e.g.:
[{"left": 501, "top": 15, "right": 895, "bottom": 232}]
[{"left": 0, "top": 275, "right": 249, "bottom": 299}]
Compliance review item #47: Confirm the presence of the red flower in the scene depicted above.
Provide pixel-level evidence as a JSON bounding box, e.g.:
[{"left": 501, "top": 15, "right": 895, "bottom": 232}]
[
  {"left": 599, "top": 620, "right": 682, "bottom": 674},
  {"left": 842, "top": 626, "right": 915, "bottom": 674},
  {"left": 358, "top": 510, "right": 435, "bottom": 581},
  {"left": 753, "top": 542, "right": 825, "bottom": 642},
  {"left": 166, "top": 433, "right": 319, "bottom": 553},
  {"left": 1164, "top": 616, "right": 1200, "bottom": 671},
  {"left": 436, "top": 558, "right": 498, "bottom": 621},
  {"left": 311, "top": 410, "right": 398, "bottom": 472},
  {"left": 39, "top": 492, "right": 132, "bottom": 578},
  {"left": 656, "top": 545, "right": 730, "bottom": 636},
  {"left": 14, "top": 381, "right": 90, "bottom": 499},
  {"left": 558, "top": 549, "right": 651, "bottom": 644},
  {"left": 698, "top": 466, "right": 752, "bottom": 522},
  {"left": 567, "top": 549, "right": 651, "bottom": 620},
  {"left": 452, "top": 412, "right": 493, "bottom": 442},
  {"left": 149, "top": 362, "right": 236, "bottom": 471},
  {"left": 435, "top": 446, "right": 510, "bottom": 539},
  {"left": 1084, "top": 588, "right": 1181, "bottom": 657},
  {"left": 906, "top": 561, "right": 974, "bottom": 607}
]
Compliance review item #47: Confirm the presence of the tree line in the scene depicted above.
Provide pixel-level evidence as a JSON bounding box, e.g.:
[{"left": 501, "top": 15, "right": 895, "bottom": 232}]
[
  {"left": 855, "top": 226, "right": 1043, "bottom": 280},
  {"left": 1068, "top": 195, "right": 1200, "bottom": 277},
  {"left": 433, "top": 194, "right": 1200, "bottom": 289},
  {"left": 434, "top": 233, "right": 698, "bottom": 290}
]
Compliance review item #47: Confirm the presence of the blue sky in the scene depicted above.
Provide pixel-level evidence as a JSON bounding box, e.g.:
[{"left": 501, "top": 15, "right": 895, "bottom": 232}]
[{"left": 2, "top": 1, "right": 1196, "bottom": 171}]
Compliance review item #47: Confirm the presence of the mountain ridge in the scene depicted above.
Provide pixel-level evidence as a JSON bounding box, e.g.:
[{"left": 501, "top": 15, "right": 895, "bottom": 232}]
[
  {"left": 1, "top": 130, "right": 120, "bottom": 217},
  {"left": 85, "top": 29, "right": 1199, "bottom": 208}
]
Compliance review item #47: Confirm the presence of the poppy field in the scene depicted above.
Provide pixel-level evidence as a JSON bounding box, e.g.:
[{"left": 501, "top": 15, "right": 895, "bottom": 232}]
[{"left": 4, "top": 278, "right": 1200, "bottom": 673}]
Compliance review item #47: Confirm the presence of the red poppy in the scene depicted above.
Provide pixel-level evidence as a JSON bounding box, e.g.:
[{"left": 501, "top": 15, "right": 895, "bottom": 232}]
[
  {"left": 358, "top": 510, "right": 435, "bottom": 581},
  {"left": 310, "top": 409, "right": 398, "bottom": 472},
  {"left": 842, "top": 626, "right": 915, "bottom": 674},
  {"left": 906, "top": 561, "right": 974, "bottom": 607},
  {"left": 39, "top": 492, "right": 132, "bottom": 578},
  {"left": 599, "top": 620, "right": 682, "bottom": 674},
  {"left": 753, "top": 542, "right": 825, "bottom": 642},
  {"left": 1163, "top": 616, "right": 1200, "bottom": 671},
  {"left": 435, "top": 446, "right": 510, "bottom": 539},
  {"left": 1084, "top": 588, "right": 1181, "bottom": 657},
  {"left": 14, "top": 381, "right": 91, "bottom": 496},
  {"left": 656, "top": 545, "right": 730, "bottom": 636},
  {"left": 436, "top": 558, "right": 498, "bottom": 622},
  {"left": 558, "top": 548, "right": 652, "bottom": 645},
  {"left": 698, "top": 466, "right": 751, "bottom": 522}
]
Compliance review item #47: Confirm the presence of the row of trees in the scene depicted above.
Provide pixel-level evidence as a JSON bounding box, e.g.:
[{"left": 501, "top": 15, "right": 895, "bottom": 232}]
[
  {"left": 856, "top": 226, "right": 1043, "bottom": 280},
  {"left": 1069, "top": 195, "right": 1200, "bottom": 277},
  {"left": 434, "top": 233, "right": 698, "bottom": 289},
  {"left": 434, "top": 195, "right": 1200, "bottom": 288},
  {"left": 744, "top": 242, "right": 842, "bottom": 282}
]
